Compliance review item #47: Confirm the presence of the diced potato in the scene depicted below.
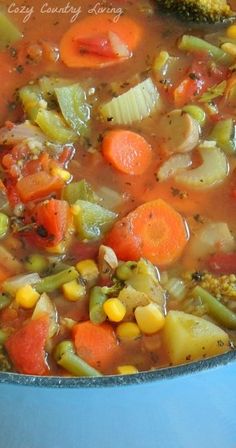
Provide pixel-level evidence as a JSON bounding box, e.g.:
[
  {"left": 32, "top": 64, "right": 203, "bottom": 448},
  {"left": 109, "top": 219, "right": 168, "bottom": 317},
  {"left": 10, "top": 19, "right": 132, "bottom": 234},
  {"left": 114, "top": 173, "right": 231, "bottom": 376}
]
[{"left": 163, "top": 310, "right": 230, "bottom": 365}]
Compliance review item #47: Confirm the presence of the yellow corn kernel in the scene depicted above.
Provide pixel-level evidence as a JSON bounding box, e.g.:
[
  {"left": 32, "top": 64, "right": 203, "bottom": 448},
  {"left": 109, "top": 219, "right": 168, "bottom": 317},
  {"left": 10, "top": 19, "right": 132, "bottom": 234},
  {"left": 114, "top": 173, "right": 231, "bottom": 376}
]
[
  {"left": 76, "top": 259, "right": 99, "bottom": 283},
  {"left": 15, "top": 284, "right": 40, "bottom": 309},
  {"left": 117, "top": 365, "right": 139, "bottom": 375},
  {"left": 103, "top": 298, "right": 126, "bottom": 322},
  {"left": 221, "top": 42, "right": 236, "bottom": 56},
  {"left": 116, "top": 322, "right": 141, "bottom": 341},
  {"left": 71, "top": 204, "right": 81, "bottom": 216},
  {"left": 51, "top": 166, "right": 71, "bottom": 182},
  {"left": 135, "top": 303, "right": 165, "bottom": 335},
  {"left": 46, "top": 242, "right": 66, "bottom": 254},
  {"left": 62, "top": 280, "right": 86, "bottom": 302},
  {"left": 153, "top": 50, "right": 169, "bottom": 72},
  {"left": 227, "top": 24, "right": 236, "bottom": 39}
]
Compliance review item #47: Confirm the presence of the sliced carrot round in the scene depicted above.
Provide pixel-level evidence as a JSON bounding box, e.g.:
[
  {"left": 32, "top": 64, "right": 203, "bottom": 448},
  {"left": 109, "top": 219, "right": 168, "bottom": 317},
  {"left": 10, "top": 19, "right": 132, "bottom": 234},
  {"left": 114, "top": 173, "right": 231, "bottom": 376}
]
[
  {"left": 102, "top": 130, "right": 152, "bottom": 175},
  {"left": 60, "top": 14, "right": 142, "bottom": 68},
  {"left": 105, "top": 199, "right": 189, "bottom": 266}
]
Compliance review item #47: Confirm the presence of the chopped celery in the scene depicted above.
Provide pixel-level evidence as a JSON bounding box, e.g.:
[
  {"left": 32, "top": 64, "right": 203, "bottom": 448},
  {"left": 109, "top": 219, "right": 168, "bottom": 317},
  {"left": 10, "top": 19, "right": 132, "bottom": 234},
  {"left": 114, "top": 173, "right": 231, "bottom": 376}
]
[
  {"left": 0, "top": 10, "right": 22, "bottom": 49},
  {"left": 182, "top": 105, "right": 206, "bottom": 125},
  {"left": 19, "top": 85, "right": 44, "bottom": 122},
  {"left": 198, "top": 81, "right": 227, "bottom": 103},
  {"left": 39, "top": 76, "right": 72, "bottom": 102},
  {"left": 35, "top": 108, "right": 77, "bottom": 144},
  {"left": 175, "top": 145, "right": 228, "bottom": 189},
  {"left": 100, "top": 78, "right": 160, "bottom": 125},
  {"left": 55, "top": 84, "right": 90, "bottom": 136},
  {"left": 63, "top": 180, "right": 100, "bottom": 205},
  {"left": 209, "top": 119, "right": 236, "bottom": 154},
  {"left": 178, "top": 35, "right": 233, "bottom": 66},
  {"left": 73, "top": 200, "right": 117, "bottom": 240}
]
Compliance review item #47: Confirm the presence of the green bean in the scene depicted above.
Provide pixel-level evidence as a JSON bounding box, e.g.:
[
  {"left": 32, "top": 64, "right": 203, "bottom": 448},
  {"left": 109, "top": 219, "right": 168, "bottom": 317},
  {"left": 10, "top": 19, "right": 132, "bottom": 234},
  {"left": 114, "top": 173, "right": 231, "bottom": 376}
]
[
  {"left": 178, "top": 35, "right": 234, "bottom": 65},
  {"left": 0, "top": 329, "right": 8, "bottom": 345},
  {"left": 89, "top": 286, "right": 107, "bottom": 324},
  {"left": 0, "top": 212, "right": 9, "bottom": 238},
  {"left": 0, "top": 293, "right": 11, "bottom": 310},
  {"left": 192, "top": 285, "right": 236, "bottom": 329},
  {"left": 24, "top": 254, "right": 49, "bottom": 274},
  {"left": 54, "top": 341, "right": 102, "bottom": 377},
  {"left": 116, "top": 262, "right": 137, "bottom": 281},
  {"left": 209, "top": 119, "right": 236, "bottom": 155},
  {"left": 35, "top": 267, "right": 79, "bottom": 294},
  {"left": 182, "top": 105, "right": 206, "bottom": 126}
]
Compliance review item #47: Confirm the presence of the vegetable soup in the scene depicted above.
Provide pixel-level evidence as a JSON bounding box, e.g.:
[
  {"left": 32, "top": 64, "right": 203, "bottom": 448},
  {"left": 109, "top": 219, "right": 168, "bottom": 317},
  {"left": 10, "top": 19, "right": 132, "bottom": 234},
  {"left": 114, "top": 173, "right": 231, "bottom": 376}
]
[{"left": 0, "top": 0, "right": 236, "bottom": 377}]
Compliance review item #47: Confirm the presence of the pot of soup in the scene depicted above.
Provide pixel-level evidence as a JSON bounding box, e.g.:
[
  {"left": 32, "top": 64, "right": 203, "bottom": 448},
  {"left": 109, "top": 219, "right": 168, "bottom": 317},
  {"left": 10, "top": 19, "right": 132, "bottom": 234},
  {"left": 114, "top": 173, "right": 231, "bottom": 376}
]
[{"left": 0, "top": 0, "right": 236, "bottom": 444}]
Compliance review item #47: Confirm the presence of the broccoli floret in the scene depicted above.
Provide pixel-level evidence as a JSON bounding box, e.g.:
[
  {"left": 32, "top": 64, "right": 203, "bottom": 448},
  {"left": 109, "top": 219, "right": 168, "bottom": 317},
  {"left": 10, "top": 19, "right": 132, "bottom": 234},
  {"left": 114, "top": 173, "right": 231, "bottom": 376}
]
[{"left": 157, "top": 0, "right": 235, "bottom": 23}]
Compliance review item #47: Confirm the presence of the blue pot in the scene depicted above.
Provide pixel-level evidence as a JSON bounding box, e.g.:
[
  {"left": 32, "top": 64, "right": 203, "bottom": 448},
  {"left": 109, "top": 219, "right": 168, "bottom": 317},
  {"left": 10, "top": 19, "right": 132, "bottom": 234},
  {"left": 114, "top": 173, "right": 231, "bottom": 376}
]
[{"left": 1, "top": 352, "right": 236, "bottom": 448}]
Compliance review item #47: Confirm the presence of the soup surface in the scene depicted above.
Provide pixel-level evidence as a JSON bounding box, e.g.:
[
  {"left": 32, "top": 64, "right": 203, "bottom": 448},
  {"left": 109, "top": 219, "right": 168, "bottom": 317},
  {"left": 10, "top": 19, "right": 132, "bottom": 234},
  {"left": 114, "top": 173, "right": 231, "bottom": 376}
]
[{"left": 0, "top": 0, "right": 236, "bottom": 377}]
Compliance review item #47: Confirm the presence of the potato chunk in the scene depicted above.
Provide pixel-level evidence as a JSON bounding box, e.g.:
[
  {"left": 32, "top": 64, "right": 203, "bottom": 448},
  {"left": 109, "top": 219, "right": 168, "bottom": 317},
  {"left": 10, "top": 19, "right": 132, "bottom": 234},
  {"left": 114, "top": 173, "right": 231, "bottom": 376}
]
[{"left": 163, "top": 310, "right": 230, "bottom": 365}]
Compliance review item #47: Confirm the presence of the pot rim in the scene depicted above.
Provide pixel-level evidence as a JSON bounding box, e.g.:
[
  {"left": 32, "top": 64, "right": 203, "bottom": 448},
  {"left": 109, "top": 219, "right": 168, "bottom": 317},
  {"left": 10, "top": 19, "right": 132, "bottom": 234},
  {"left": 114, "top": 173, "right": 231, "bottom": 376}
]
[{"left": 0, "top": 350, "right": 235, "bottom": 388}]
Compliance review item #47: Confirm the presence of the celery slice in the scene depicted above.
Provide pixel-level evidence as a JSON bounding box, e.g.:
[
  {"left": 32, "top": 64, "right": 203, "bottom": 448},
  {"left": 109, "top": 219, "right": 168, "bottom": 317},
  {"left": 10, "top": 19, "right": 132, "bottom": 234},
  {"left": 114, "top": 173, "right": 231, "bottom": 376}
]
[
  {"left": 0, "top": 11, "right": 22, "bottom": 49},
  {"left": 100, "top": 78, "right": 160, "bottom": 125},
  {"left": 35, "top": 108, "right": 77, "bottom": 144},
  {"left": 62, "top": 180, "right": 100, "bottom": 205},
  {"left": 209, "top": 119, "right": 236, "bottom": 155},
  {"left": 74, "top": 200, "right": 117, "bottom": 240},
  {"left": 19, "top": 85, "right": 44, "bottom": 122},
  {"left": 175, "top": 144, "right": 229, "bottom": 189},
  {"left": 55, "top": 84, "right": 90, "bottom": 136},
  {"left": 39, "top": 76, "right": 72, "bottom": 101}
]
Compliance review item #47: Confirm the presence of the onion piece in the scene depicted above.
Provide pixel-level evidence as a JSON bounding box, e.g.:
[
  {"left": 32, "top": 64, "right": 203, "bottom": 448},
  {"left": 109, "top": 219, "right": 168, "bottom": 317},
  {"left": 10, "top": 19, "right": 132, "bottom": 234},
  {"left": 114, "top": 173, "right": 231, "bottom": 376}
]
[
  {"left": 0, "top": 246, "right": 22, "bottom": 275},
  {"left": 157, "top": 153, "right": 192, "bottom": 181},
  {"left": 0, "top": 121, "right": 46, "bottom": 146},
  {"left": 109, "top": 31, "right": 130, "bottom": 58},
  {"left": 32, "top": 292, "right": 58, "bottom": 338},
  {"left": 3, "top": 272, "right": 41, "bottom": 296},
  {"left": 187, "top": 222, "right": 235, "bottom": 262}
]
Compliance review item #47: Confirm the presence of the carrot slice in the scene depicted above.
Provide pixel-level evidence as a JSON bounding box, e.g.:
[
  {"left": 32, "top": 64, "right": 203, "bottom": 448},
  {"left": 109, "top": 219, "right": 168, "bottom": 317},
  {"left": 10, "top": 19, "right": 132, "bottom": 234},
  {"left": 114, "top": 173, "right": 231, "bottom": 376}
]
[
  {"left": 102, "top": 130, "right": 152, "bottom": 175},
  {"left": 105, "top": 199, "right": 189, "bottom": 266},
  {"left": 16, "top": 171, "right": 64, "bottom": 202},
  {"left": 60, "top": 14, "right": 142, "bottom": 68},
  {"left": 72, "top": 321, "right": 118, "bottom": 371},
  {"left": 5, "top": 316, "right": 49, "bottom": 375}
]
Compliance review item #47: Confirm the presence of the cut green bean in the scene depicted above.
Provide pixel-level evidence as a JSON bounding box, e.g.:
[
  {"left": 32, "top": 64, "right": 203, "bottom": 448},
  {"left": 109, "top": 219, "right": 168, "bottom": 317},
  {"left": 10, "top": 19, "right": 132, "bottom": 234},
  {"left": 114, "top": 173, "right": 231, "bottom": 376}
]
[
  {"left": 0, "top": 329, "right": 8, "bottom": 345},
  {"left": 182, "top": 105, "right": 206, "bottom": 126},
  {"left": 0, "top": 293, "right": 12, "bottom": 310},
  {"left": 35, "top": 267, "right": 79, "bottom": 294},
  {"left": 24, "top": 254, "right": 49, "bottom": 274},
  {"left": 0, "top": 11, "right": 22, "bottom": 49},
  {"left": 89, "top": 286, "right": 107, "bottom": 324},
  {"left": 54, "top": 340, "right": 102, "bottom": 377},
  {"left": 178, "top": 35, "right": 234, "bottom": 65},
  {"left": 192, "top": 285, "right": 236, "bottom": 329},
  {"left": 0, "top": 212, "right": 9, "bottom": 238},
  {"left": 209, "top": 119, "right": 236, "bottom": 155}
]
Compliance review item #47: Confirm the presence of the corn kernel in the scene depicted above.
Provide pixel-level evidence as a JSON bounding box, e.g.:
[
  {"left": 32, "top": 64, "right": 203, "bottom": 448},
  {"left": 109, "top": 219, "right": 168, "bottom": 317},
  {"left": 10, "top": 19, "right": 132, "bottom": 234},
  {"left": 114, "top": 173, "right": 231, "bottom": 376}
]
[
  {"left": 103, "top": 298, "right": 126, "bottom": 322},
  {"left": 135, "top": 303, "right": 165, "bottom": 335},
  {"left": 15, "top": 284, "right": 40, "bottom": 309},
  {"left": 117, "top": 365, "right": 139, "bottom": 375},
  {"left": 116, "top": 322, "right": 141, "bottom": 341},
  {"left": 51, "top": 166, "right": 71, "bottom": 182},
  {"left": 76, "top": 259, "right": 99, "bottom": 283},
  {"left": 62, "top": 280, "right": 86, "bottom": 302},
  {"left": 46, "top": 242, "right": 66, "bottom": 254},
  {"left": 71, "top": 204, "right": 81, "bottom": 216},
  {"left": 221, "top": 42, "right": 236, "bottom": 56},
  {"left": 227, "top": 24, "right": 236, "bottom": 39}
]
